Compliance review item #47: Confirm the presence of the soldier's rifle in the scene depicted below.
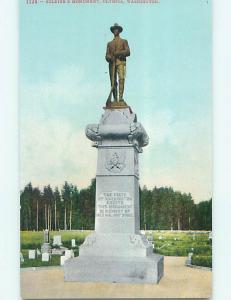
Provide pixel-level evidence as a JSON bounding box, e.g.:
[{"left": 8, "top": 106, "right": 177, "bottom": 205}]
[{"left": 106, "top": 54, "right": 117, "bottom": 104}]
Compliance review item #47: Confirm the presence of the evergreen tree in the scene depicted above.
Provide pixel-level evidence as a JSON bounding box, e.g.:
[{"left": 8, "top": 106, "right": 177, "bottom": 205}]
[{"left": 20, "top": 180, "right": 212, "bottom": 231}]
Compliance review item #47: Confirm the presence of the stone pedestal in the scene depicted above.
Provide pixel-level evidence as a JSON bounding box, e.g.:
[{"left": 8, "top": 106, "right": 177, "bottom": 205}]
[
  {"left": 41, "top": 229, "right": 51, "bottom": 254},
  {"left": 64, "top": 107, "right": 164, "bottom": 283}
]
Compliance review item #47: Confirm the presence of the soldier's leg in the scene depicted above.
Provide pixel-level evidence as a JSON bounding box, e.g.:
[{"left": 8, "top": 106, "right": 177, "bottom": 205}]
[
  {"left": 109, "top": 63, "right": 113, "bottom": 87},
  {"left": 107, "top": 63, "right": 113, "bottom": 102},
  {"left": 118, "top": 64, "right": 125, "bottom": 101}
]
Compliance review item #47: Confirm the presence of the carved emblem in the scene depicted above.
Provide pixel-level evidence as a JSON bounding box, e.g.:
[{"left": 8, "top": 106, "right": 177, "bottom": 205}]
[{"left": 105, "top": 150, "right": 126, "bottom": 173}]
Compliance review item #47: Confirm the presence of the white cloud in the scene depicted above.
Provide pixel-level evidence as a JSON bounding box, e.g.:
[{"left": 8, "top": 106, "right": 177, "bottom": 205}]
[
  {"left": 20, "top": 64, "right": 106, "bottom": 124},
  {"left": 142, "top": 110, "right": 174, "bottom": 146},
  {"left": 20, "top": 116, "right": 97, "bottom": 190},
  {"left": 140, "top": 110, "right": 212, "bottom": 202}
]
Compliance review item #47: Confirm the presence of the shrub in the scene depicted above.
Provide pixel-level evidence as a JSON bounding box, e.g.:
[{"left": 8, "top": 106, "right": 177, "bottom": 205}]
[
  {"left": 154, "top": 246, "right": 188, "bottom": 256},
  {"left": 191, "top": 255, "right": 212, "bottom": 268},
  {"left": 192, "top": 246, "right": 212, "bottom": 255},
  {"left": 21, "top": 242, "right": 41, "bottom": 250}
]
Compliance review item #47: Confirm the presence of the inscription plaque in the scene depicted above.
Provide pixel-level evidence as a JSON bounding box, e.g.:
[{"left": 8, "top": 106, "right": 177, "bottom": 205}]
[{"left": 96, "top": 191, "right": 133, "bottom": 218}]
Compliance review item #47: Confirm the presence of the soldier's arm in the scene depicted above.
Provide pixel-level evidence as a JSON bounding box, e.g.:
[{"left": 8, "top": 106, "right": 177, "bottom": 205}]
[
  {"left": 105, "top": 43, "right": 112, "bottom": 62},
  {"left": 116, "top": 40, "right": 130, "bottom": 57}
]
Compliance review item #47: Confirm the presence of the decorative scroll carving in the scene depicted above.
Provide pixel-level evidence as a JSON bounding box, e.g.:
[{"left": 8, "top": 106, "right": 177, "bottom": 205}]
[
  {"left": 128, "top": 122, "right": 149, "bottom": 151},
  {"left": 85, "top": 124, "right": 102, "bottom": 142},
  {"left": 85, "top": 111, "right": 149, "bottom": 152}
]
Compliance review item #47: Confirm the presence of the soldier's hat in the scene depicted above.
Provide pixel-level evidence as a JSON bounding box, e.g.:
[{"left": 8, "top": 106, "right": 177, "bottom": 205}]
[{"left": 110, "top": 23, "right": 123, "bottom": 33}]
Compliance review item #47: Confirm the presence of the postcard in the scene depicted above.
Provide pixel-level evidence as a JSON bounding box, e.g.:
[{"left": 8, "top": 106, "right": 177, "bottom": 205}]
[{"left": 20, "top": 0, "right": 212, "bottom": 298}]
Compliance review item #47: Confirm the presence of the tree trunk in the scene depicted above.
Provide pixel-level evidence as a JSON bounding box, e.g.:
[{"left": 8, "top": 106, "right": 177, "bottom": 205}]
[
  {"left": 70, "top": 200, "right": 72, "bottom": 231},
  {"left": 29, "top": 208, "right": 31, "bottom": 230},
  {"left": 45, "top": 203, "right": 47, "bottom": 229},
  {"left": 36, "top": 200, "right": 39, "bottom": 231},
  {"left": 47, "top": 206, "right": 49, "bottom": 230},
  {"left": 54, "top": 201, "right": 57, "bottom": 231},
  {"left": 144, "top": 208, "right": 146, "bottom": 231},
  {"left": 50, "top": 207, "right": 52, "bottom": 231},
  {"left": 64, "top": 205, "right": 67, "bottom": 230},
  {"left": 178, "top": 218, "right": 181, "bottom": 230}
]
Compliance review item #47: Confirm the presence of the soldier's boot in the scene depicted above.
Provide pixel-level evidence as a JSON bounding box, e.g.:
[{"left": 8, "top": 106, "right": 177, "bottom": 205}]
[{"left": 119, "top": 79, "right": 125, "bottom": 102}]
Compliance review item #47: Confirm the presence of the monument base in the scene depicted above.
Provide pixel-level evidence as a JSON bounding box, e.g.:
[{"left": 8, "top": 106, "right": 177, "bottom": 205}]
[
  {"left": 105, "top": 100, "right": 129, "bottom": 109},
  {"left": 68, "top": 106, "right": 165, "bottom": 284},
  {"left": 64, "top": 254, "right": 164, "bottom": 284}
]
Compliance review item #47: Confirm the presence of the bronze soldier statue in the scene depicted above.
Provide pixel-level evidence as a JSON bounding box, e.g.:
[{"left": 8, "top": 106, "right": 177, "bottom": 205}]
[{"left": 105, "top": 23, "right": 130, "bottom": 105}]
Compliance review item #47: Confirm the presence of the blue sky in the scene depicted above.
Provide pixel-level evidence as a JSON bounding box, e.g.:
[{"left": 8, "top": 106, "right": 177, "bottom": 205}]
[{"left": 20, "top": 0, "right": 212, "bottom": 202}]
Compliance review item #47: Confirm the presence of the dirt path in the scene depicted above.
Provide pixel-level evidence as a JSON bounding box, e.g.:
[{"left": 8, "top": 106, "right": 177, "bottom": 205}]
[{"left": 21, "top": 256, "right": 212, "bottom": 299}]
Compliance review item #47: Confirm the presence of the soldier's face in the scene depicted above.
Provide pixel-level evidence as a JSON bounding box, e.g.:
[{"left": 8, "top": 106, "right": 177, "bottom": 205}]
[{"left": 113, "top": 29, "right": 119, "bottom": 36}]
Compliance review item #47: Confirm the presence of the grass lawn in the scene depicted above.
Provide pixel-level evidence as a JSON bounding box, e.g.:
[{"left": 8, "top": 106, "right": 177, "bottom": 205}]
[
  {"left": 21, "top": 249, "right": 60, "bottom": 268},
  {"left": 21, "top": 230, "right": 91, "bottom": 249},
  {"left": 20, "top": 230, "right": 212, "bottom": 268},
  {"left": 151, "top": 231, "right": 212, "bottom": 256}
]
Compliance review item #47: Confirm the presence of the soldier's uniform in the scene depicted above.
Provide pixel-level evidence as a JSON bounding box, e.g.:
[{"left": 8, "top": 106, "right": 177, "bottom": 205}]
[{"left": 105, "top": 27, "right": 130, "bottom": 102}]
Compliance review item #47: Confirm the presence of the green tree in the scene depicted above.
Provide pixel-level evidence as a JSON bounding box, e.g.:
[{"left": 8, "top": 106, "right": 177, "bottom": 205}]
[
  {"left": 53, "top": 187, "right": 61, "bottom": 231},
  {"left": 42, "top": 185, "right": 54, "bottom": 230}
]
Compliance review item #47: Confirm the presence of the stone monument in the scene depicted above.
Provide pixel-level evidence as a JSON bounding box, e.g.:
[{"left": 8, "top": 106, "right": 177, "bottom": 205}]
[
  {"left": 71, "top": 239, "right": 76, "bottom": 247},
  {"left": 28, "top": 249, "right": 36, "bottom": 259},
  {"left": 65, "top": 107, "right": 164, "bottom": 283},
  {"left": 41, "top": 229, "right": 51, "bottom": 254},
  {"left": 42, "top": 252, "right": 50, "bottom": 262},
  {"left": 53, "top": 235, "right": 62, "bottom": 246},
  {"left": 64, "top": 24, "right": 164, "bottom": 284}
]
